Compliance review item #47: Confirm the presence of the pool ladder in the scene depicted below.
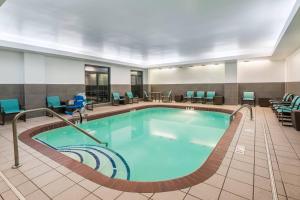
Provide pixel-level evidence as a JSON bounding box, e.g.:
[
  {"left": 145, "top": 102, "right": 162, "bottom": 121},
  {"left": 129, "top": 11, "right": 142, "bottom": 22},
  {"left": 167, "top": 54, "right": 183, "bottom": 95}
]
[
  {"left": 11, "top": 108, "right": 108, "bottom": 169},
  {"left": 230, "top": 104, "right": 253, "bottom": 122}
]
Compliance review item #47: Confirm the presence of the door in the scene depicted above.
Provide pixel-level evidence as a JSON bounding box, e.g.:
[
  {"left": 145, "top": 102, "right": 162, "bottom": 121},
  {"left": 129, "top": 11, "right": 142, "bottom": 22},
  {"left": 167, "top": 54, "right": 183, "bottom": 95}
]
[
  {"left": 85, "top": 65, "right": 110, "bottom": 103},
  {"left": 131, "top": 70, "right": 143, "bottom": 98}
]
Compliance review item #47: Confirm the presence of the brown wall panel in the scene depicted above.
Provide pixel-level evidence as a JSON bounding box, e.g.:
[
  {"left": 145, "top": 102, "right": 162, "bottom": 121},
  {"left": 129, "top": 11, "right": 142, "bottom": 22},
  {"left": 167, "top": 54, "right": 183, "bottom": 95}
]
[
  {"left": 111, "top": 84, "right": 131, "bottom": 96},
  {"left": 224, "top": 83, "right": 239, "bottom": 105},
  {"left": 286, "top": 82, "right": 300, "bottom": 95},
  {"left": 0, "top": 84, "right": 24, "bottom": 105},
  {"left": 46, "top": 84, "right": 85, "bottom": 101}
]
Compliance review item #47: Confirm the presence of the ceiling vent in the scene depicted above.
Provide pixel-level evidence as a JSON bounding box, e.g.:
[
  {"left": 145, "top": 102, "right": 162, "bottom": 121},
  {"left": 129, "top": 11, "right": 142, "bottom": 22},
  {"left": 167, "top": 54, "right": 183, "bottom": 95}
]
[{"left": 0, "top": 0, "right": 6, "bottom": 7}]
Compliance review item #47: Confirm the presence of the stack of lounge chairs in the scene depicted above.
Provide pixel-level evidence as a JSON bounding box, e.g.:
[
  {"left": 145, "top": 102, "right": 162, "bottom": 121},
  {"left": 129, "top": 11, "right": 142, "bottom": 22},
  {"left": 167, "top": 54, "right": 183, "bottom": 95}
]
[{"left": 270, "top": 93, "right": 300, "bottom": 126}]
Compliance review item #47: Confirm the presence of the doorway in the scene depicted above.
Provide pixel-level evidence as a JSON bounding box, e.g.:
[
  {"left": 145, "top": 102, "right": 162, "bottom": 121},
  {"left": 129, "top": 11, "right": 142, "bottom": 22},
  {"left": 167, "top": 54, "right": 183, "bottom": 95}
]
[
  {"left": 85, "top": 65, "right": 110, "bottom": 103},
  {"left": 131, "top": 70, "right": 143, "bottom": 98}
]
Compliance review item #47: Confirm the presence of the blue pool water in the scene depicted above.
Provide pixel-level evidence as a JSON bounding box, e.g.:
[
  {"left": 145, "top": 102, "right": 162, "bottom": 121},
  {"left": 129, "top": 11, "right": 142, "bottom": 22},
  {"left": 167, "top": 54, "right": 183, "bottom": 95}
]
[{"left": 34, "top": 107, "right": 230, "bottom": 181}]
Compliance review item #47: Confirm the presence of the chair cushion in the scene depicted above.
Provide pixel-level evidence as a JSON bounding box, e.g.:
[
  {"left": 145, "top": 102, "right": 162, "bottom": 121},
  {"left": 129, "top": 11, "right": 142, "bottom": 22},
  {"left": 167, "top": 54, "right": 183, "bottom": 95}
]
[
  {"left": 243, "top": 92, "right": 254, "bottom": 100},
  {"left": 186, "top": 91, "right": 194, "bottom": 98},
  {"left": 126, "top": 91, "right": 134, "bottom": 99},
  {"left": 47, "top": 96, "right": 61, "bottom": 108},
  {"left": 196, "top": 91, "right": 205, "bottom": 98},
  {"left": 0, "top": 99, "right": 20, "bottom": 113},
  {"left": 206, "top": 91, "right": 215, "bottom": 98},
  {"left": 112, "top": 92, "right": 121, "bottom": 100}
]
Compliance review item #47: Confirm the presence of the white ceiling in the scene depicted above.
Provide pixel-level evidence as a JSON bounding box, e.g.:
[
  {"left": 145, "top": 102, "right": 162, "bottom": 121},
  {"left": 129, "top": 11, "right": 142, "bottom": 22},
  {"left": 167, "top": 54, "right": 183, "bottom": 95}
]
[{"left": 0, "top": 0, "right": 299, "bottom": 68}]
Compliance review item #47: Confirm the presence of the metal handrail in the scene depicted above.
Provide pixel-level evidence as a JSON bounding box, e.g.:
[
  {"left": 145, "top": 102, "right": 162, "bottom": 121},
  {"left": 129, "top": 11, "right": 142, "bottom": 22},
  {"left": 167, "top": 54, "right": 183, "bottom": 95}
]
[
  {"left": 12, "top": 108, "right": 107, "bottom": 168},
  {"left": 230, "top": 104, "right": 253, "bottom": 122}
]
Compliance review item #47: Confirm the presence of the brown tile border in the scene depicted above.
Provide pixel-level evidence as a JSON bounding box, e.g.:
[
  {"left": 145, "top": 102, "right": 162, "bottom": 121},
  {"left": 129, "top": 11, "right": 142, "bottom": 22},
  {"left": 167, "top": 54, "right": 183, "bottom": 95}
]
[{"left": 19, "top": 104, "right": 242, "bottom": 193}]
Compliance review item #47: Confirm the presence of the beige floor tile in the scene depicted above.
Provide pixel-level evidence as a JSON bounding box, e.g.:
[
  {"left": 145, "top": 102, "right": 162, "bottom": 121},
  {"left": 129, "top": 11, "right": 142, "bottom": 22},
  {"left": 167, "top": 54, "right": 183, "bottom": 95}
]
[
  {"left": 56, "top": 165, "right": 71, "bottom": 175},
  {"left": 152, "top": 191, "right": 186, "bottom": 200},
  {"left": 94, "top": 186, "right": 122, "bottom": 200},
  {"left": 83, "top": 193, "right": 102, "bottom": 200},
  {"left": 254, "top": 186, "right": 272, "bottom": 200},
  {"left": 216, "top": 165, "right": 228, "bottom": 176},
  {"left": 254, "top": 175, "right": 271, "bottom": 191},
  {"left": 284, "top": 183, "right": 300, "bottom": 199},
  {"left": 1, "top": 190, "right": 19, "bottom": 200},
  {"left": 2, "top": 168, "right": 21, "bottom": 178},
  {"left": 223, "top": 178, "right": 253, "bottom": 200},
  {"left": 204, "top": 174, "right": 225, "bottom": 189},
  {"left": 189, "top": 183, "right": 220, "bottom": 200},
  {"left": 41, "top": 176, "right": 75, "bottom": 197},
  {"left": 0, "top": 180, "right": 10, "bottom": 193},
  {"left": 116, "top": 192, "right": 148, "bottom": 200},
  {"left": 219, "top": 190, "right": 247, "bottom": 200},
  {"left": 23, "top": 164, "right": 52, "bottom": 179},
  {"left": 180, "top": 187, "right": 190, "bottom": 193},
  {"left": 66, "top": 172, "right": 84, "bottom": 183},
  {"left": 17, "top": 181, "right": 38, "bottom": 196},
  {"left": 227, "top": 168, "right": 253, "bottom": 185},
  {"left": 184, "top": 194, "right": 199, "bottom": 200},
  {"left": 32, "top": 170, "right": 62, "bottom": 187},
  {"left": 8, "top": 173, "right": 28, "bottom": 186},
  {"left": 255, "top": 165, "right": 270, "bottom": 178},
  {"left": 26, "top": 189, "right": 50, "bottom": 200},
  {"left": 79, "top": 179, "right": 100, "bottom": 192},
  {"left": 281, "top": 172, "right": 300, "bottom": 186},
  {"left": 53, "top": 185, "right": 89, "bottom": 200},
  {"left": 230, "top": 159, "right": 253, "bottom": 173}
]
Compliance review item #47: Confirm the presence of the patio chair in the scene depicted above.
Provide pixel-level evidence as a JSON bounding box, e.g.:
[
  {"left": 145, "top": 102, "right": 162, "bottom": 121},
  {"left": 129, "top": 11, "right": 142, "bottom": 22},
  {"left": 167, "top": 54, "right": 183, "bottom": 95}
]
[
  {"left": 112, "top": 92, "right": 125, "bottom": 106},
  {"left": 242, "top": 91, "right": 255, "bottom": 106},
  {"left": 143, "top": 90, "right": 152, "bottom": 102},
  {"left": 162, "top": 90, "right": 173, "bottom": 102},
  {"left": 0, "top": 99, "right": 26, "bottom": 125},
  {"left": 183, "top": 91, "right": 194, "bottom": 102},
  {"left": 46, "top": 96, "right": 66, "bottom": 116},
  {"left": 193, "top": 91, "right": 205, "bottom": 103},
  {"left": 205, "top": 91, "right": 216, "bottom": 103},
  {"left": 126, "top": 91, "right": 139, "bottom": 104}
]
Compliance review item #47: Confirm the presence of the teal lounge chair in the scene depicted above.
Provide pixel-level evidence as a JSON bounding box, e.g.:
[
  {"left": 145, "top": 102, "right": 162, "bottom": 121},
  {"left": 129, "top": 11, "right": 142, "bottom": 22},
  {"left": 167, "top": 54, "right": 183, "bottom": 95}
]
[
  {"left": 126, "top": 91, "right": 139, "bottom": 104},
  {"left": 143, "top": 90, "right": 152, "bottom": 102},
  {"left": 205, "top": 91, "right": 216, "bottom": 103},
  {"left": 0, "top": 99, "right": 25, "bottom": 125},
  {"left": 112, "top": 92, "right": 125, "bottom": 106},
  {"left": 271, "top": 93, "right": 294, "bottom": 111},
  {"left": 46, "top": 96, "right": 66, "bottom": 115},
  {"left": 184, "top": 91, "right": 194, "bottom": 102},
  {"left": 193, "top": 91, "right": 205, "bottom": 103},
  {"left": 162, "top": 90, "right": 172, "bottom": 102},
  {"left": 276, "top": 96, "right": 300, "bottom": 126},
  {"left": 242, "top": 91, "right": 255, "bottom": 106}
]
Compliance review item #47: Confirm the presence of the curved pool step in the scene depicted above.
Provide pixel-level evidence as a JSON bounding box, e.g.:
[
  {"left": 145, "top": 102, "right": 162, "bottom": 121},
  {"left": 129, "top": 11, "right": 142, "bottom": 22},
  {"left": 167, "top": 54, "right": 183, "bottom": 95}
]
[{"left": 56, "top": 144, "right": 130, "bottom": 180}]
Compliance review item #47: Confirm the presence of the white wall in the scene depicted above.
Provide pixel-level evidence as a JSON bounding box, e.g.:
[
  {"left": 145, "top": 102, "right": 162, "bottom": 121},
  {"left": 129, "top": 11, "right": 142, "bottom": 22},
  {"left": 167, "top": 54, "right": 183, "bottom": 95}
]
[
  {"left": 0, "top": 49, "right": 147, "bottom": 85},
  {"left": 286, "top": 48, "right": 300, "bottom": 82},
  {"left": 0, "top": 50, "right": 24, "bottom": 84},
  {"left": 46, "top": 56, "right": 85, "bottom": 84},
  {"left": 237, "top": 59, "right": 285, "bottom": 83},
  {"left": 149, "top": 64, "right": 225, "bottom": 84},
  {"left": 24, "top": 53, "right": 46, "bottom": 84}
]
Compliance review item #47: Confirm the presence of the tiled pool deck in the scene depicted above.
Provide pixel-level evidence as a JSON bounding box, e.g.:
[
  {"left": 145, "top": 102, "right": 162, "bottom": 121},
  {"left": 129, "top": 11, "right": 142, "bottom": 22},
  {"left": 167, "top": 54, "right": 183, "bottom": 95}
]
[{"left": 0, "top": 102, "right": 299, "bottom": 200}]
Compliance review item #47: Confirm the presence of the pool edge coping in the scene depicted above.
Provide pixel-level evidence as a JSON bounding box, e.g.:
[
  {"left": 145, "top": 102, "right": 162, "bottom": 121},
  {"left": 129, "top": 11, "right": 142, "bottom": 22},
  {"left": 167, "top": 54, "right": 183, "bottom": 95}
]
[{"left": 18, "top": 104, "right": 242, "bottom": 193}]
